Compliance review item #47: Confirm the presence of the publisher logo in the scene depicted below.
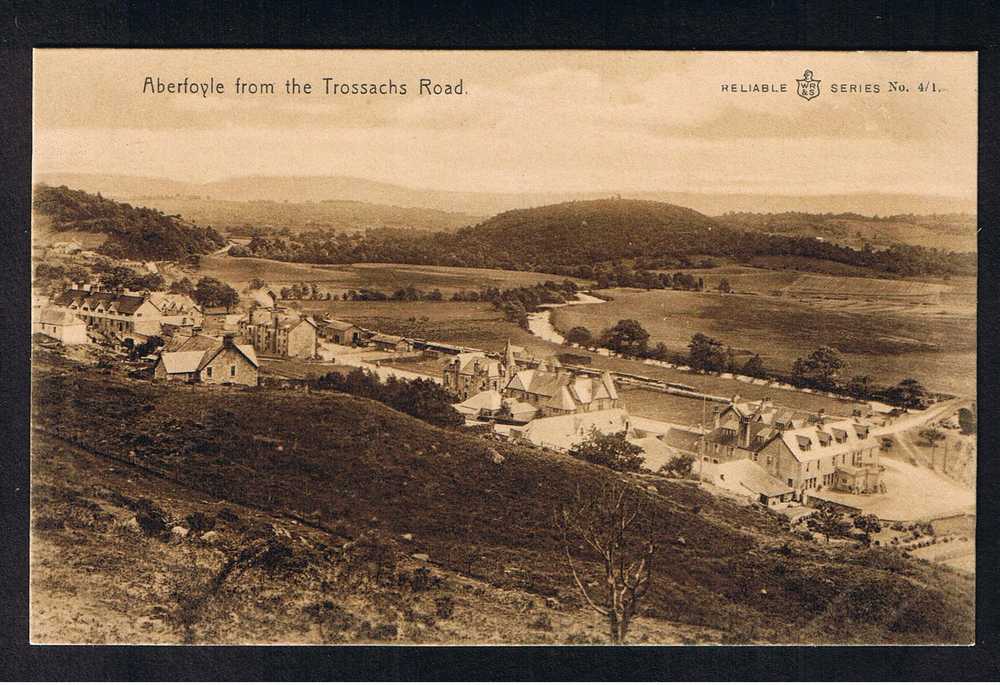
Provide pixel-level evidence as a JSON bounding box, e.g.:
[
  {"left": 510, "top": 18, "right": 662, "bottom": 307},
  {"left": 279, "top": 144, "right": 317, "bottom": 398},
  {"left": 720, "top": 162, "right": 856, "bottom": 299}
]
[{"left": 796, "top": 69, "right": 821, "bottom": 101}]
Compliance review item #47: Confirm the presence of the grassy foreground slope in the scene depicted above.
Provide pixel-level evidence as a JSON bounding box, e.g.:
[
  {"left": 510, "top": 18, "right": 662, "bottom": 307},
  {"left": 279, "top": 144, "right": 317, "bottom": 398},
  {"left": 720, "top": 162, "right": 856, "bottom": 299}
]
[{"left": 31, "top": 359, "right": 973, "bottom": 644}]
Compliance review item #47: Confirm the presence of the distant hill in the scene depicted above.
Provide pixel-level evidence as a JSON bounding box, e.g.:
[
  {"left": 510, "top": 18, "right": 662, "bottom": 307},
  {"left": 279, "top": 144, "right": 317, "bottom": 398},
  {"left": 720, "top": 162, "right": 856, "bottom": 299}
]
[
  {"left": 251, "top": 198, "right": 975, "bottom": 279},
  {"left": 718, "top": 211, "right": 978, "bottom": 253},
  {"left": 35, "top": 172, "right": 976, "bottom": 218},
  {"left": 117, "top": 196, "right": 483, "bottom": 235},
  {"left": 33, "top": 184, "right": 226, "bottom": 261},
  {"left": 456, "top": 199, "right": 722, "bottom": 266}
]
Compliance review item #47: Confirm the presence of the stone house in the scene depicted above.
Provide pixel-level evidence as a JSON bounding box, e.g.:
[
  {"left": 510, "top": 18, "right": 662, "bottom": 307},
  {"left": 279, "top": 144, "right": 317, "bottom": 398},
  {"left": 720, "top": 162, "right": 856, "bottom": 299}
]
[
  {"left": 154, "top": 334, "right": 259, "bottom": 386},
  {"left": 706, "top": 399, "right": 881, "bottom": 497},
  {"left": 240, "top": 306, "right": 317, "bottom": 359}
]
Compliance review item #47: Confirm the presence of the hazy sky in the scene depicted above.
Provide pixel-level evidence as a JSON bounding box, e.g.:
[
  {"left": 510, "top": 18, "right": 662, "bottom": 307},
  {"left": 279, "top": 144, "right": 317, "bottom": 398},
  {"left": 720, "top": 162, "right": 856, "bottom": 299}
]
[{"left": 34, "top": 50, "right": 977, "bottom": 197}]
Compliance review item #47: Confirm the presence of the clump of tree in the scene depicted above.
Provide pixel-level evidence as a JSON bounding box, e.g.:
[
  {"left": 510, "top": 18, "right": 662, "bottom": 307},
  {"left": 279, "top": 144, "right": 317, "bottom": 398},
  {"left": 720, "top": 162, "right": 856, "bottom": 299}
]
[
  {"left": 565, "top": 326, "right": 593, "bottom": 346},
  {"left": 93, "top": 264, "right": 165, "bottom": 292},
  {"left": 193, "top": 277, "right": 239, "bottom": 310},
  {"left": 853, "top": 514, "right": 882, "bottom": 545},
  {"left": 791, "top": 346, "right": 845, "bottom": 390},
  {"left": 687, "top": 333, "right": 727, "bottom": 372},
  {"left": 659, "top": 453, "right": 695, "bottom": 478},
  {"left": 556, "top": 483, "right": 656, "bottom": 644},
  {"left": 598, "top": 319, "right": 650, "bottom": 357},
  {"left": 313, "top": 368, "right": 464, "bottom": 428},
  {"left": 884, "top": 378, "right": 928, "bottom": 409},
  {"left": 568, "top": 429, "right": 644, "bottom": 472},
  {"left": 169, "top": 277, "right": 195, "bottom": 295}
]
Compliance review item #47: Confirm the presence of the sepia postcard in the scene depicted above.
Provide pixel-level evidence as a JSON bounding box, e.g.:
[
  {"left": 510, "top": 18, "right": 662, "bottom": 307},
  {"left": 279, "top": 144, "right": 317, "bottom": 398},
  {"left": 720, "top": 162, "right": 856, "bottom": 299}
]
[{"left": 29, "top": 49, "right": 977, "bottom": 646}]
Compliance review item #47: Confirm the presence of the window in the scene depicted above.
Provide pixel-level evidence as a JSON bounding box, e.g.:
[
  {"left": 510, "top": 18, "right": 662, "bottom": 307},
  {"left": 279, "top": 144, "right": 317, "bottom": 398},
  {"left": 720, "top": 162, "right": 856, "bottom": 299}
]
[
  {"left": 230, "top": 364, "right": 236, "bottom": 377},
  {"left": 206, "top": 366, "right": 213, "bottom": 378},
  {"left": 787, "top": 478, "right": 793, "bottom": 487}
]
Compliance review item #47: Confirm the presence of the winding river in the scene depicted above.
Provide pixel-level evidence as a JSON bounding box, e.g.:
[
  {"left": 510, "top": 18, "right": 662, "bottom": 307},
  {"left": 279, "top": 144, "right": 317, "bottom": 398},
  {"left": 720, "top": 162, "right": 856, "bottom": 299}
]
[{"left": 526, "top": 292, "right": 607, "bottom": 344}]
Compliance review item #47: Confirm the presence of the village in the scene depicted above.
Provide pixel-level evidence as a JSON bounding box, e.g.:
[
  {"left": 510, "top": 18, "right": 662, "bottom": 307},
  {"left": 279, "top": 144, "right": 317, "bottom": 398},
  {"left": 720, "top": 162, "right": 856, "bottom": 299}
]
[{"left": 32, "top": 268, "right": 976, "bottom": 568}]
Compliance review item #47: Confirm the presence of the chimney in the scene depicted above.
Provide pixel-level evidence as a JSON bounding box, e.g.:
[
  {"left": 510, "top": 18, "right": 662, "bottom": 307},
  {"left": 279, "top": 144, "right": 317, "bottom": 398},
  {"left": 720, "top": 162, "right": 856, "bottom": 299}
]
[
  {"left": 731, "top": 394, "right": 740, "bottom": 405},
  {"left": 223, "top": 332, "right": 237, "bottom": 348}
]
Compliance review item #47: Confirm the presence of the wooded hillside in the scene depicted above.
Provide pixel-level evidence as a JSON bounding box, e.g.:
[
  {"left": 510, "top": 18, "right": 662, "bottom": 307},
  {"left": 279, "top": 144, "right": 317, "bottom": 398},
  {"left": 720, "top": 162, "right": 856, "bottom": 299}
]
[{"left": 33, "top": 184, "right": 226, "bottom": 261}]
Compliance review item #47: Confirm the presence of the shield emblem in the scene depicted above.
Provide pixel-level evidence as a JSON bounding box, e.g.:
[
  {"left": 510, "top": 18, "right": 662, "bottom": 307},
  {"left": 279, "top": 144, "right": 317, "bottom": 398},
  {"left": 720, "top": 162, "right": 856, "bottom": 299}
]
[{"left": 796, "top": 69, "right": 821, "bottom": 101}]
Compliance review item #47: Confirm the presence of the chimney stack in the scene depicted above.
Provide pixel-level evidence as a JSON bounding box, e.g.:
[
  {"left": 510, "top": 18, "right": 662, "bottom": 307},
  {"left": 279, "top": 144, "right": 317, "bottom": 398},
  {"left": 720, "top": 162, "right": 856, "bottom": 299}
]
[{"left": 223, "top": 332, "right": 237, "bottom": 348}]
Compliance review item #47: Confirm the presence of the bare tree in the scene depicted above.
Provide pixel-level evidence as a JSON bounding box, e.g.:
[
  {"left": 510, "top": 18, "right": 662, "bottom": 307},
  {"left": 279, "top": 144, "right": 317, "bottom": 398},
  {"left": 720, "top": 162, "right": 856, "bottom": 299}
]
[{"left": 556, "top": 482, "right": 655, "bottom": 644}]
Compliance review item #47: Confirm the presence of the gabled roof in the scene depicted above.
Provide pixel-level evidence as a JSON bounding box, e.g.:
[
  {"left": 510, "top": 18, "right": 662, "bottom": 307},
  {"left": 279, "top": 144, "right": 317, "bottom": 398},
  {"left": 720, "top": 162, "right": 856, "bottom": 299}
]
[
  {"left": 55, "top": 289, "right": 156, "bottom": 315},
  {"left": 372, "top": 333, "right": 404, "bottom": 344},
  {"left": 325, "top": 319, "right": 357, "bottom": 332},
  {"left": 454, "top": 389, "right": 504, "bottom": 414},
  {"left": 778, "top": 418, "right": 878, "bottom": 463},
  {"left": 159, "top": 350, "right": 206, "bottom": 375}
]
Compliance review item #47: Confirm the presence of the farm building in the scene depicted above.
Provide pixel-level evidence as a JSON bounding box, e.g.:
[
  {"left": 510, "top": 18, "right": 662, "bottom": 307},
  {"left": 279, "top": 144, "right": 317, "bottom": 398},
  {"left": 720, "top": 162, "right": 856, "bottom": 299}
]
[
  {"left": 370, "top": 334, "right": 411, "bottom": 353},
  {"left": 323, "top": 319, "right": 361, "bottom": 346},
  {"left": 33, "top": 306, "right": 88, "bottom": 345}
]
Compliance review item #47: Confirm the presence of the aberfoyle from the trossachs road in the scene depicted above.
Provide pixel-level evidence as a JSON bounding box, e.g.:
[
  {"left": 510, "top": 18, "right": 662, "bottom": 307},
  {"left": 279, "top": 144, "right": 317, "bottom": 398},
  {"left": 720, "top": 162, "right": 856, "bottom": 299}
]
[{"left": 29, "top": 50, "right": 977, "bottom": 646}]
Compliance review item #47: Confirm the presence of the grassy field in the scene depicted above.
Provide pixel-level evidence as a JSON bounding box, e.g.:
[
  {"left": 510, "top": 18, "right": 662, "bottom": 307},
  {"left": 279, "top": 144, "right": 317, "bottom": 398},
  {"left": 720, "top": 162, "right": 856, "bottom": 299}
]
[
  {"left": 552, "top": 288, "right": 976, "bottom": 397},
  {"left": 291, "top": 300, "right": 862, "bottom": 417},
  {"left": 29, "top": 357, "right": 976, "bottom": 644},
  {"left": 188, "top": 256, "right": 588, "bottom": 295}
]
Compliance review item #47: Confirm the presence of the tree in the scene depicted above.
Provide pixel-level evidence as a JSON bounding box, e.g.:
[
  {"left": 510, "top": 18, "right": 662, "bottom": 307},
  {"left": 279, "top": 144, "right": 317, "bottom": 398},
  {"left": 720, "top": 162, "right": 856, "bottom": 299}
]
[
  {"left": 568, "top": 429, "right": 644, "bottom": 472},
  {"left": 660, "top": 453, "right": 694, "bottom": 478},
  {"left": 648, "top": 342, "right": 670, "bottom": 361},
  {"left": 64, "top": 265, "right": 90, "bottom": 285},
  {"left": 248, "top": 277, "right": 267, "bottom": 290},
  {"left": 556, "top": 483, "right": 655, "bottom": 645},
  {"left": 885, "top": 378, "right": 928, "bottom": 409},
  {"left": 565, "top": 326, "right": 593, "bottom": 346},
  {"left": 599, "top": 320, "right": 650, "bottom": 356},
  {"left": 741, "top": 353, "right": 765, "bottom": 378},
  {"left": 169, "top": 277, "right": 194, "bottom": 295},
  {"left": 717, "top": 278, "right": 732, "bottom": 294},
  {"left": 810, "top": 507, "right": 851, "bottom": 542},
  {"left": 687, "top": 333, "right": 726, "bottom": 372},
  {"left": 846, "top": 375, "right": 874, "bottom": 400},
  {"left": 99, "top": 265, "right": 139, "bottom": 291},
  {"left": 791, "top": 346, "right": 845, "bottom": 388},
  {"left": 919, "top": 426, "right": 946, "bottom": 461},
  {"left": 853, "top": 513, "right": 882, "bottom": 545},
  {"left": 193, "top": 277, "right": 239, "bottom": 309},
  {"left": 958, "top": 406, "right": 977, "bottom": 435}
]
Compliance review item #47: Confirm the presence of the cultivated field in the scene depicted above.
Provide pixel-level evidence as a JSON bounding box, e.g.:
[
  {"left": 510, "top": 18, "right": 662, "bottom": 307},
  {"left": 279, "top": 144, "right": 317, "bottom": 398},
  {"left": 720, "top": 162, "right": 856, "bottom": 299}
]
[
  {"left": 552, "top": 287, "right": 976, "bottom": 397},
  {"left": 186, "top": 256, "right": 587, "bottom": 295}
]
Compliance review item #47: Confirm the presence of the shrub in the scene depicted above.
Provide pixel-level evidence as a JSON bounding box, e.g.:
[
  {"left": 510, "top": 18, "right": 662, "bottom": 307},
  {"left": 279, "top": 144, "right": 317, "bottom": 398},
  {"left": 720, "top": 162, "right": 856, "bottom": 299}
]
[{"left": 434, "top": 595, "right": 456, "bottom": 619}]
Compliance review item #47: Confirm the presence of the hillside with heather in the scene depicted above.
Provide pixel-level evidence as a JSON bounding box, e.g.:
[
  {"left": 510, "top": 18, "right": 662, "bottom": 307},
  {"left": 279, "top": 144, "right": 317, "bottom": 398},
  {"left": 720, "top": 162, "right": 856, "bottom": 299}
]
[
  {"left": 30, "top": 354, "right": 974, "bottom": 645},
  {"left": 33, "top": 184, "right": 226, "bottom": 261}
]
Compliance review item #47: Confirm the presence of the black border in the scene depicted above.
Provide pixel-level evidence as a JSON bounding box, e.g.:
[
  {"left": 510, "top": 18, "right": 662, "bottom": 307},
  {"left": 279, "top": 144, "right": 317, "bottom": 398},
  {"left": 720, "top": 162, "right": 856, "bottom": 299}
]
[{"left": 3, "top": 0, "right": 1000, "bottom": 680}]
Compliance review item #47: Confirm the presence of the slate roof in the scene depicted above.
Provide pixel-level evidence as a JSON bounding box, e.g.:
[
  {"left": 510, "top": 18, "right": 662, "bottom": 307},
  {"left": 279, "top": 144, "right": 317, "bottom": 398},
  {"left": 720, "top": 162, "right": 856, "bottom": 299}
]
[
  {"left": 778, "top": 419, "right": 878, "bottom": 463},
  {"left": 55, "top": 289, "right": 155, "bottom": 316},
  {"left": 325, "top": 319, "right": 357, "bottom": 332},
  {"left": 159, "top": 340, "right": 259, "bottom": 375}
]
